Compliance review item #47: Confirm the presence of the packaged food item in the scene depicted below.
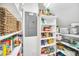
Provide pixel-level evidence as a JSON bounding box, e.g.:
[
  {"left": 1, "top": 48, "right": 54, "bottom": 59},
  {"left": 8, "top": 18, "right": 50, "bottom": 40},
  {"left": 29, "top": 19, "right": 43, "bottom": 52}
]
[
  {"left": 41, "top": 47, "right": 46, "bottom": 54},
  {"left": 41, "top": 32, "right": 53, "bottom": 38},
  {"left": 43, "top": 26, "right": 52, "bottom": 31},
  {"left": 41, "top": 40, "right": 45, "bottom": 45},
  {"left": 47, "top": 38, "right": 54, "bottom": 44},
  {"left": 1, "top": 32, "right": 5, "bottom": 36},
  {"left": 38, "top": 9, "right": 45, "bottom": 16},
  {"left": 41, "top": 33, "right": 45, "bottom": 38},
  {"left": 0, "top": 40, "right": 3, "bottom": 56},
  {"left": 14, "top": 37, "right": 21, "bottom": 47},
  {"left": 45, "top": 9, "right": 53, "bottom": 15},
  {"left": 5, "top": 40, "right": 11, "bottom": 55},
  {"left": 38, "top": 9, "right": 54, "bottom": 16},
  {"left": 41, "top": 47, "right": 49, "bottom": 54},
  {"left": 57, "top": 44, "right": 64, "bottom": 50},
  {"left": 49, "top": 46, "right": 55, "bottom": 52},
  {"left": 2, "top": 42, "right": 7, "bottom": 56},
  {"left": 41, "top": 18, "right": 47, "bottom": 25},
  {"left": 2, "top": 39, "right": 12, "bottom": 56}
]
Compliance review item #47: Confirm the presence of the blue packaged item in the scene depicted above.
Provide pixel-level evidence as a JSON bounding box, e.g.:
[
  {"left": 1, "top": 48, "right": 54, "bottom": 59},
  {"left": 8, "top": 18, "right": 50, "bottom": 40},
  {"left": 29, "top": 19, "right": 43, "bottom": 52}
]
[
  {"left": 0, "top": 45, "right": 3, "bottom": 55},
  {"left": 41, "top": 40, "right": 45, "bottom": 45},
  {"left": 0, "top": 46, "right": 2, "bottom": 50}
]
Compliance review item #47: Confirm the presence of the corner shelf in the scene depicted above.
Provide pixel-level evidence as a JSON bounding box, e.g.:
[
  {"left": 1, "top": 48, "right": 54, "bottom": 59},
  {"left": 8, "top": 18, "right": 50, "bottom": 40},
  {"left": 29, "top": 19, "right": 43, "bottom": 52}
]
[{"left": 39, "top": 15, "right": 57, "bottom": 56}]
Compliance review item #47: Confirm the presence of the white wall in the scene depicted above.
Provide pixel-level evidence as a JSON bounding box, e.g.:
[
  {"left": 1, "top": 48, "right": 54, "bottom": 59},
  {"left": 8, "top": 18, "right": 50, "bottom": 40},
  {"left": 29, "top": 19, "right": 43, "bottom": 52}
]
[
  {"left": 23, "top": 3, "right": 38, "bottom": 14},
  {"left": 49, "top": 3, "right": 79, "bottom": 27}
]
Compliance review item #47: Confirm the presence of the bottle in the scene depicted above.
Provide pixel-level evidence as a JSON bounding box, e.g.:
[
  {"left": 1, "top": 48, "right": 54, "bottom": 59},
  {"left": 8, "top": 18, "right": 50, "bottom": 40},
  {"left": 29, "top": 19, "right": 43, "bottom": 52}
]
[
  {"left": 56, "top": 26, "right": 59, "bottom": 33},
  {"left": 3, "top": 44, "right": 7, "bottom": 56}
]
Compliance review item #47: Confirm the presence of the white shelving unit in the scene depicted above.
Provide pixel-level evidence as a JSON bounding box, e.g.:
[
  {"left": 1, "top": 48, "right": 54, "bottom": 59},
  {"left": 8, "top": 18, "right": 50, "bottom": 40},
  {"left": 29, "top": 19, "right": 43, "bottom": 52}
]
[{"left": 38, "top": 15, "right": 57, "bottom": 56}]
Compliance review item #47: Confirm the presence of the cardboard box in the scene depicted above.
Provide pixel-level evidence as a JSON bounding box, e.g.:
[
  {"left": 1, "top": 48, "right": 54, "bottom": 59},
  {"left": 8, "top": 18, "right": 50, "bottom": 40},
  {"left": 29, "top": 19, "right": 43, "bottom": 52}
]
[{"left": 0, "top": 7, "right": 21, "bottom": 34}]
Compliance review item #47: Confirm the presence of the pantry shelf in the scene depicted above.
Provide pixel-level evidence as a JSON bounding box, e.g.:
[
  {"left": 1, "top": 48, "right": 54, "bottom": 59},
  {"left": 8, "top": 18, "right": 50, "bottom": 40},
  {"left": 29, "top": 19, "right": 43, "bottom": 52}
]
[
  {"left": 41, "top": 52, "right": 55, "bottom": 56},
  {"left": 0, "top": 30, "right": 22, "bottom": 40},
  {"left": 41, "top": 37, "right": 55, "bottom": 40},
  {"left": 42, "top": 24, "right": 56, "bottom": 26},
  {"left": 57, "top": 49, "right": 67, "bottom": 56},
  {"left": 49, "top": 51, "right": 56, "bottom": 55},
  {"left": 59, "top": 41, "right": 79, "bottom": 51},
  {"left": 57, "top": 48, "right": 75, "bottom": 56},
  {"left": 40, "top": 15, "right": 57, "bottom": 18},
  {"left": 41, "top": 43, "right": 55, "bottom": 48},
  {"left": 57, "top": 33, "right": 79, "bottom": 38},
  {"left": 41, "top": 31, "right": 55, "bottom": 33},
  {"left": 8, "top": 44, "right": 22, "bottom": 56}
]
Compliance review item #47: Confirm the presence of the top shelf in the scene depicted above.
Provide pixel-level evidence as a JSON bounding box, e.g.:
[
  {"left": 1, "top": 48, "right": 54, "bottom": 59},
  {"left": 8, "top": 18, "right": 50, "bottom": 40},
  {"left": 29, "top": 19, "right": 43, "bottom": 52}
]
[
  {"left": 57, "top": 33, "right": 79, "bottom": 38},
  {"left": 41, "top": 24, "right": 56, "bottom": 26},
  {"left": 0, "top": 30, "right": 22, "bottom": 40},
  {"left": 40, "top": 15, "right": 57, "bottom": 18},
  {"left": 40, "top": 15, "right": 57, "bottom": 21}
]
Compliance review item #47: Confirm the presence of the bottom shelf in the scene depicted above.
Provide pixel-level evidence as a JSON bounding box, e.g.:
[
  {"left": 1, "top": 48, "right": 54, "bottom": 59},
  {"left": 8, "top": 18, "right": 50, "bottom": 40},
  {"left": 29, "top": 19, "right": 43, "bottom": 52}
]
[
  {"left": 57, "top": 49, "right": 67, "bottom": 56},
  {"left": 56, "top": 48, "right": 76, "bottom": 56},
  {"left": 60, "top": 41, "right": 79, "bottom": 51},
  {"left": 41, "top": 52, "right": 56, "bottom": 56},
  {"left": 8, "top": 44, "right": 22, "bottom": 56}
]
